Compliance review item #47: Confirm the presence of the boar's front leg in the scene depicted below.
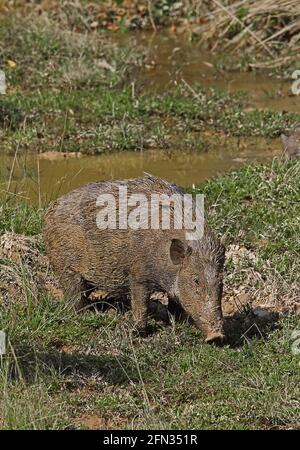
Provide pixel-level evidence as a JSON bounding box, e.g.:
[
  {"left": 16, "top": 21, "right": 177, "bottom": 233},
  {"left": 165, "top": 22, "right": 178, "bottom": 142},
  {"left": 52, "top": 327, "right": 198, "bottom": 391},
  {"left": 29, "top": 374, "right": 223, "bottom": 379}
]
[
  {"left": 130, "top": 280, "right": 149, "bottom": 332},
  {"left": 59, "top": 271, "right": 88, "bottom": 312}
]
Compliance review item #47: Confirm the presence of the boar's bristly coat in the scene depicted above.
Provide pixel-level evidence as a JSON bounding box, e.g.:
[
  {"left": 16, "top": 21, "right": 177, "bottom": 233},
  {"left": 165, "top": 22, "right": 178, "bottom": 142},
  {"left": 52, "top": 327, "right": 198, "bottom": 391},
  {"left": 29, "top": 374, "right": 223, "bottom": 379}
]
[{"left": 43, "top": 176, "right": 225, "bottom": 344}]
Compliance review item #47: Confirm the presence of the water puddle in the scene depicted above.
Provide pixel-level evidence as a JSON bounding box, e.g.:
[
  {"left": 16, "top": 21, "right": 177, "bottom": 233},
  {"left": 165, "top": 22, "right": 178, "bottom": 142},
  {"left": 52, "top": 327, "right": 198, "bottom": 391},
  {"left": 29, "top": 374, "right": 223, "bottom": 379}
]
[
  {"left": 0, "top": 32, "right": 294, "bottom": 205},
  {"left": 126, "top": 31, "right": 299, "bottom": 113},
  {"left": 0, "top": 136, "right": 281, "bottom": 205}
]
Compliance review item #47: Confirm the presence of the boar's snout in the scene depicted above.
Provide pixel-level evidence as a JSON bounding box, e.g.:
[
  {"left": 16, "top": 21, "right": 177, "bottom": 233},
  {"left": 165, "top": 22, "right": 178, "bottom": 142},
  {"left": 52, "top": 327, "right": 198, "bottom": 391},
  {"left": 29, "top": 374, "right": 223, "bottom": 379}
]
[{"left": 205, "top": 330, "right": 225, "bottom": 346}]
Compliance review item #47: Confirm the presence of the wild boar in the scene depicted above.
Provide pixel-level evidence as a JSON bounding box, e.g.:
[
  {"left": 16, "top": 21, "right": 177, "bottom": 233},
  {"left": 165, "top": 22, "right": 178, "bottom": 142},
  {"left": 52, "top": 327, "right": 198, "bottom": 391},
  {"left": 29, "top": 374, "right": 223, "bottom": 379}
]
[
  {"left": 43, "top": 176, "right": 225, "bottom": 344},
  {"left": 281, "top": 124, "right": 300, "bottom": 160}
]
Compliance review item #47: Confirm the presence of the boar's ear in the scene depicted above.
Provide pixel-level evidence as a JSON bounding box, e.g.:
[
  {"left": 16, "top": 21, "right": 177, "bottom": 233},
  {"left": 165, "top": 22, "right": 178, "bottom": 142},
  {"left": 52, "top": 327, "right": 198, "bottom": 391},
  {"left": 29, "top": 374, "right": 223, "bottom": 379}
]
[
  {"left": 281, "top": 133, "right": 289, "bottom": 148},
  {"left": 170, "top": 239, "right": 192, "bottom": 265}
]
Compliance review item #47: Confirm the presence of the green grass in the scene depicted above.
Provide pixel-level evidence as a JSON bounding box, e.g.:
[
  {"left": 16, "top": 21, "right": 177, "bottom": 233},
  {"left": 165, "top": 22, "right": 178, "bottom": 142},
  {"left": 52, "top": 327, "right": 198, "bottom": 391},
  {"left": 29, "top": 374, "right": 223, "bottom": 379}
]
[
  {"left": 3, "top": 306, "right": 299, "bottom": 429},
  {"left": 0, "top": 203, "right": 42, "bottom": 236},
  {"left": 2, "top": 84, "right": 299, "bottom": 154},
  {"left": 0, "top": 162, "right": 299, "bottom": 429},
  {"left": 1, "top": 0, "right": 299, "bottom": 76},
  {"left": 0, "top": 14, "right": 141, "bottom": 91},
  {"left": 199, "top": 161, "right": 300, "bottom": 285},
  {"left": 1, "top": 11, "right": 299, "bottom": 155}
]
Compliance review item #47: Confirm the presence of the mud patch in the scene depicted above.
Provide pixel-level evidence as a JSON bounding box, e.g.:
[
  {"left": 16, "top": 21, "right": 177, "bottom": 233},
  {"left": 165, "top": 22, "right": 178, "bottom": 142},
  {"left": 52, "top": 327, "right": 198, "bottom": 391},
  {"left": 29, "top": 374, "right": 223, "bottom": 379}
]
[
  {"left": 38, "top": 151, "right": 83, "bottom": 161},
  {"left": 73, "top": 412, "right": 128, "bottom": 430}
]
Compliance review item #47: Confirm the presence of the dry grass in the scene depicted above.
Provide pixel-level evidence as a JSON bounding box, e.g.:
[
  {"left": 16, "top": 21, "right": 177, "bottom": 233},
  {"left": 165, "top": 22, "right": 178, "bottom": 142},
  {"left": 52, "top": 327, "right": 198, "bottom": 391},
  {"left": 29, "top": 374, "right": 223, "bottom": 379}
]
[
  {"left": 186, "top": 0, "right": 300, "bottom": 67},
  {"left": 1, "top": 1, "right": 299, "bottom": 70}
]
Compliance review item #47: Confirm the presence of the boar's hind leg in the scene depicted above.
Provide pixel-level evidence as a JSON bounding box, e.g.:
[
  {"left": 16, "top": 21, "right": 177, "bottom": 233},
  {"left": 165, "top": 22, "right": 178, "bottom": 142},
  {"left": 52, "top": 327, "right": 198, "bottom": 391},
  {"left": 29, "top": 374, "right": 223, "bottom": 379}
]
[{"left": 130, "top": 281, "right": 149, "bottom": 332}]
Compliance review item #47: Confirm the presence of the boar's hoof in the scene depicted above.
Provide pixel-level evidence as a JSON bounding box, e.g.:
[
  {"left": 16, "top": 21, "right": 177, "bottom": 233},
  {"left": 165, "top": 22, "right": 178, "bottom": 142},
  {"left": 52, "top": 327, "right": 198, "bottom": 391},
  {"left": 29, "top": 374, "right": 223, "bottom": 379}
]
[{"left": 205, "top": 331, "right": 225, "bottom": 346}]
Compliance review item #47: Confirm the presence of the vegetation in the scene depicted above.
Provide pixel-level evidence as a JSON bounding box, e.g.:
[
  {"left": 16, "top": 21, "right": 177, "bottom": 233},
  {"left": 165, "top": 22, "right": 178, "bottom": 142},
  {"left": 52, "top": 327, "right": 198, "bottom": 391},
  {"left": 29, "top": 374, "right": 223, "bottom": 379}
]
[
  {"left": 1, "top": 1, "right": 300, "bottom": 71},
  {"left": 3, "top": 84, "right": 300, "bottom": 154},
  {"left": 0, "top": 162, "right": 299, "bottom": 429},
  {"left": 0, "top": 1, "right": 299, "bottom": 430},
  {"left": 1, "top": 5, "right": 299, "bottom": 156}
]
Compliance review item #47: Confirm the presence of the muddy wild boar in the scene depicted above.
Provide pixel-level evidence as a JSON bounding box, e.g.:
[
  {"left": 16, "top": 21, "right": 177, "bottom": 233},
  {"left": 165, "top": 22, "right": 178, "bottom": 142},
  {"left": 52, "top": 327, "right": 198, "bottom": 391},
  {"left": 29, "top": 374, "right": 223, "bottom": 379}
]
[
  {"left": 43, "top": 176, "right": 225, "bottom": 344},
  {"left": 281, "top": 124, "right": 300, "bottom": 160}
]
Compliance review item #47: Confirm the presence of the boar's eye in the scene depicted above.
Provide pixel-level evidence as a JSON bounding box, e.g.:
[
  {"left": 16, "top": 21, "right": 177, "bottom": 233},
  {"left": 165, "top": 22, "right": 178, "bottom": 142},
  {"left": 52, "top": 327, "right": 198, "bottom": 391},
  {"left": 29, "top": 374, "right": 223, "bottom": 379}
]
[{"left": 193, "top": 277, "right": 200, "bottom": 285}]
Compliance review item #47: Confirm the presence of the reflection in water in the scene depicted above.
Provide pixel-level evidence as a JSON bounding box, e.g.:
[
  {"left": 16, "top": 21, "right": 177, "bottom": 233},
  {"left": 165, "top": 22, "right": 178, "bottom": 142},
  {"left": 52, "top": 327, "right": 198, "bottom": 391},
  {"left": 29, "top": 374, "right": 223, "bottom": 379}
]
[{"left": 0, "top": 136, "right": 281, "bottom": 205}]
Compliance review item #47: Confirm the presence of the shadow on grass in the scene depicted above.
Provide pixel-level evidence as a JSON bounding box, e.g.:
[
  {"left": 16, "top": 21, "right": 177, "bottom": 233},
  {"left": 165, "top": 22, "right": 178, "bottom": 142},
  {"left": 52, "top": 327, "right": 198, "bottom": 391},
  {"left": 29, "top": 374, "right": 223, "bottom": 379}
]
[
  {"left": 6, "top": 301, "right": 280, "bottom": 387},
  {"left": 8, "top": 345, "right": 140, "bottom": 387},
  {"left": 0, "top": 103, "right": 25, "bottom": 130},
  {"left": 83, "top": 295, "right": 281, "bottom": 347},
  {"left": 223, "top": 307, "right": 280, "bottom": 347}
]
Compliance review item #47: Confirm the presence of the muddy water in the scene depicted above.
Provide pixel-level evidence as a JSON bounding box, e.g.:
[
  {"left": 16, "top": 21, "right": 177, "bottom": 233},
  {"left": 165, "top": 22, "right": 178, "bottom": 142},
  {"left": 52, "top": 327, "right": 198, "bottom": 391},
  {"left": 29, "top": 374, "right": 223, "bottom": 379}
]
[
  {"left": 1, "top": 137, "right": 281, "bottom": 205},
  {"left": 0, "top": 32, "right": 295, "bottom": 204},
  {"left": 131, "top": 32, "right": 299, "bottom": 113}
]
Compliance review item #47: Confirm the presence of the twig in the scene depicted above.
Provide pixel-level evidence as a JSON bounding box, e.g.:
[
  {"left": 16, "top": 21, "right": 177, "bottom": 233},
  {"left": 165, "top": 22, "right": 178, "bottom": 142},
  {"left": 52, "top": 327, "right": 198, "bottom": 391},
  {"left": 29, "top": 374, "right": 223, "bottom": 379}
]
[
  {"left": 147, "top": 0, "right": 157, "bottom": 33},
  {"left": 210, "top": 0, "right": 274, "bottom": 57},
  {"left": 5, "top": 117, "right": 27, "bottom": 203}
]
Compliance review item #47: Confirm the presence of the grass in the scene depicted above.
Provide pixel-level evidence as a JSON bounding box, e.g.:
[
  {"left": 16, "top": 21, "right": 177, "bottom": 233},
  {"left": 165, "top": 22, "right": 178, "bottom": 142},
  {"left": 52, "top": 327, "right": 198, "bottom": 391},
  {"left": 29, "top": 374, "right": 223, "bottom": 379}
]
[
  {"left": 0, "top": 161, "right": 299, "bottom": 429},
  {"left": 0, "top": 2, "right": 299, "bottom": 430},
  {"left": 1, "top": 9, "right": 299, "bottom": 156},
  {"left": 2, "top": 84, "right": 300, "bottom": 154},
  {"left": 0, "top": 13, "right": 141, "bottom": 91},
  {"left": 199, "top": 161, "right": 300, "bottom": 285},
  {"left": 0, "top": 203, "right": 42, "bottom": 236},
  {"left": 192, "top": 1, "right": 300, "bottom": 71}
]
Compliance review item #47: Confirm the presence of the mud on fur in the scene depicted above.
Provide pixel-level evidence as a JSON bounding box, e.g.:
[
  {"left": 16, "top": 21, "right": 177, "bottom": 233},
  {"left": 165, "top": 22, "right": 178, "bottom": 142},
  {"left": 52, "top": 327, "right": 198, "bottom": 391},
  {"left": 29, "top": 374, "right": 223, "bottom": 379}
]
[{"left": 43, "top": 176, "right": 225, "bottom": 345}]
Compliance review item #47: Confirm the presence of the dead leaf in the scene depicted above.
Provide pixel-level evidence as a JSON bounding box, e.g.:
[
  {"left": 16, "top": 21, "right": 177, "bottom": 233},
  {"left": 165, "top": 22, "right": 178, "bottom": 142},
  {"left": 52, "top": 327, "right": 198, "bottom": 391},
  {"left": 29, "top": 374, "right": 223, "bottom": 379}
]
[{"left": 7, "top": 59, "right": 16, "bottom": 68}]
